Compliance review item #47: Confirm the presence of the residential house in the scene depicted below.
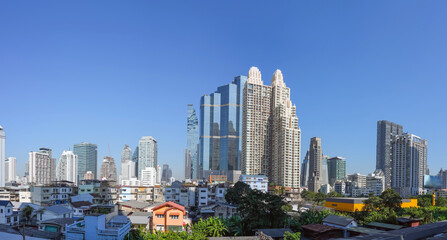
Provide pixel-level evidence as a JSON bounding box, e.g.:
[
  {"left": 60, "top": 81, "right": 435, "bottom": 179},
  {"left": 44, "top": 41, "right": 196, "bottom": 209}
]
[
  {"left": 322, "top": 214, "right": 358, "bottom": 238},
  {"left": 39, "top": 218, "right": 76, "bottom": 234},
  {"left": 66, "top": 214, "right": 131, "bottom": 240},
  {"left": 150, "top": 201, "right": 190, "bottom": 232},
  {"left": 70, "top": 201, "right": 93, "bottom": 218},
  {"left": 0, "top": 200, "right": 20, "bottom": 226},
  {"left": 118, "top": 200, "right": 153, "bottom": 212},
  {"left": 199, "top": 202, "right": 237, "bottom": 219}
]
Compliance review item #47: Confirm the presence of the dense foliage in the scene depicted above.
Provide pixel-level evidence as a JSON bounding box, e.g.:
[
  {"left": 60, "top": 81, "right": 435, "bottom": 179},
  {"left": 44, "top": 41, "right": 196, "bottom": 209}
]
[{"left": 301, "top": 190, "right": 342, "bottom": 204}]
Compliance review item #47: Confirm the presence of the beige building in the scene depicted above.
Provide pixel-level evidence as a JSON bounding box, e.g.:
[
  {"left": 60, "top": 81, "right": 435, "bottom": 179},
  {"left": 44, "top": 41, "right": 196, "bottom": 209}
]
[
  {"left": 308, "top": 137, "right": 323, "bottom": 192},
  {"left": 29, "top": 148, "right": 56, "bottom": 185},
  {"left": 241, "top": 67, "right": 301, "bottom": 188}
]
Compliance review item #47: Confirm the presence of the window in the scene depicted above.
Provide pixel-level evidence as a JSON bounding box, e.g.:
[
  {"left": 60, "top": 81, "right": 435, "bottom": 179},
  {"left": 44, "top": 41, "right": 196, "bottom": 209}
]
[
  {"left": 156, "top": 214, "right": 164, "bottom": 218},
  {"left": 170, "top": 215, "right": 179, "bottom": 219}
]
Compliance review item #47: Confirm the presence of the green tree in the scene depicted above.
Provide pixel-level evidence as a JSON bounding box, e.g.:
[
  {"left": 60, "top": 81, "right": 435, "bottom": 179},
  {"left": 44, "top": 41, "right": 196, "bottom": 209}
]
[
  {"left": 301, "top": 190, "right": 316, "bottom": 201},
  {"left": 21, "top": 205, "right": 34, "bottom": 240},
  {"left": 284, "top": 231, "right": 301, "bottom": 240},
  {"left": 363, "top": 193, "right": 382, "bottom": 212},
  {"left": 225, "top": 181, "right": 252, "bottom": 205},
  {"left": 205, "top": 217, "right": 228, "bottom": 237},
  {"left": 282, "top": 204, "right": 293, "bottom": 212},
  {"left": 327, "top": 191, "right": 343, "bottom": 198},
  {"left": 380, "top": 189, "right": 402, "bottom": 211},
  {"left": 314, "top": 192, "right": 327, "bottom": 205},
  {"left": 225, "top": 215, "right": 243, "bottom": 236},
  {"left": 436, "top": 197, "right": 447, "bottom": 207}
]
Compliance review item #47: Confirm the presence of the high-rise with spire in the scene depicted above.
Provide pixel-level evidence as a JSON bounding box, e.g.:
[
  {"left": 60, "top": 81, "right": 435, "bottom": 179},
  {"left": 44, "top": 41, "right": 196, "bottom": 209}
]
[
  {"left": 241, "top": 67, "right": 301, "bottom": 188},
  {"left": 186, "top": 104, "right": 199, "bottom": 179}
]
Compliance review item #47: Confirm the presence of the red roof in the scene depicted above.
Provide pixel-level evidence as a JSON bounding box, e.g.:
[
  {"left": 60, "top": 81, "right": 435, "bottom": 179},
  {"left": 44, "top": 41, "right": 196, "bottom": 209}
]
[{"left": 152, "top": 201, "right": 185, "bottom": 212}]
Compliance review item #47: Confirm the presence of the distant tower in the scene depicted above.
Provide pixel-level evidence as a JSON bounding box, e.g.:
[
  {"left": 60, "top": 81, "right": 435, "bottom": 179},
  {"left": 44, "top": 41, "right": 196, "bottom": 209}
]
[
  {"left": 186, "top": 104, "right": 199, "bottom": 179},
  {"left": 138, "top": 137, "right": 157, "bottom": 180},
  {"left": 327, "top": 156, "right": 346, "bottom": 186},
  {"left": 120, "top": 145, "right": 135, "bottom": 182},
  {"left": 100, "top": 156, "right": 118, "bottom": 182},
  {"left": 308, "top": 137, "right": 323, "bottom": 192},
  {"left": 121, "top": 145, "right": 132, "bottom": 163},
  {"left": 74, "top": 142, "right": 98, "bottom": 183},
  {"left": 391, "top": 133, "right": 427, "bottom": 198},
  {"left": 29, "top": 148, "right": 56, "bottom": 185},
  {"left": 301, "top": 151, "right": 310, "bottom": 187},
  {"left": 0, "top": 125, "right": 5, "bottom": 187},
  {"left": 84, "top": 171, "right": 94, "bottom": 180},
  {"left": 376, "top": 120, "right": 403, "bottom": 189},
  {"left": 132, "top": 146, "right": 139, "bottom": 178},
  {"left": 56, "top": 151, "right": 78, "bottom": 184}
]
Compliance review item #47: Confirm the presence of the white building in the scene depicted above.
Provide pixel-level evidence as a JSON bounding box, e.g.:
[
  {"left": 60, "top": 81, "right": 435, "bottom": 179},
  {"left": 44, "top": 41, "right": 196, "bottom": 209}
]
[
  {"left": 66, "top": 214, "right": 130, "bottom": 240},
  {"left": 56, "top": 151, "right": 78, "bottom": 184},
  {"left": 366, "top": 169, "right": 386, "bottom": 196},
  {"left": 347, "top": 173, "right": 366, "bottom": 189},
  {"left": 29, "top": 148, "right": 56, "bottom": 185},
  {"left": 138, "top": 136, "right": 157, "bottom": 181},
  {"left": 156, "top": 165, "right": 162, "bottom": 184},
  {"left": 0, "top": 200, "right": 20, "bottom": 226},
  {"left": 121, "top": 160, "right": 136, "bottom": 182},
  {"left": 5, "top": 157, "right": 16, "bottom": 183},
  {"left": 334, "top": 180, "right": 346, "bottom": 195},
  {"left": 0, "top": 126, "right": 5, "bottom": 187},
  {"left": 121, "top": 178, "right": 140, "bottom": 186},
  {"left": 141, "top": 167, "right": 157, "bottom": 186},
  {"left": 239, "top": 175, "right": 268, "bottom": 192}
]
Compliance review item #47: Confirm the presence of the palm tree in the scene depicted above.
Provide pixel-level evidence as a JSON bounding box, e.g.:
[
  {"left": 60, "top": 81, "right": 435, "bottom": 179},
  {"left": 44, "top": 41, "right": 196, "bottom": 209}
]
[
  {"left": 206, "top": 217, "right": 228, "bottom": 237},
  {"left": 21, "top": 205, "right": 34, "bottom": 240}
]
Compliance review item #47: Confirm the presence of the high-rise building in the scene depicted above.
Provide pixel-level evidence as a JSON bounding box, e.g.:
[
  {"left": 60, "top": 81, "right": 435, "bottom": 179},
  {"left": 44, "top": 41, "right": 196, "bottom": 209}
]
[
  {"left": 121, "top": 145, "right": 132, "bottom": 163},
  {"left": 138, "top": 136, "right": 157, "bottom": 179},
  {"left": 56, "top": 151, "right": 78, "bottom": 184},
  {"left": 242, "top": 67, "right": 272, "bottom": 177},
  {"left": 439, "top": 169, "right": 447, "bottom": 189},
  {"left": 321, "top": 155, "right": 330, "bottom": 186},
  {"left": 327, "top": 156, "right": 346, "bottom": 186},
  {"left": 132, "top": 146, "right": 139, "bottom": 178},
  {"left": 156, "top": 165, "right": 162, "bottom": 184},
  {"left": 4, "top": 157, "right": 16, "bottom": 183},
  {"left": 347, "top": 173, "right": 367, "bottom": 188},
  {"left": 270, "top": 70, "right": 301, "bottom": 188},
  {"left": 200, "top": 75, "right": 247, "bottom": 177},
  {"left": 29, "top": 148, "right": 56, "bottom": 185},
  {"left": 376, "top": 120, "right": 403, "bottom": 188},
  {"left": 366, "top": 169, "right": 385, "bottom": 196},
  {"left": 100, "top": 156, "right": 118, "bottom": 182},
  {"left": 121, "top": 160, "right": 136, "bottom": 182},
  {"left": 391, "top": 133, "right": 427, "bottom": 198},
  {"left": 308, "top": 137, "right": 323, "bottom": 192},
  {"left": 74, "top": 142, "right": 98, "bottom": 182},
  {"left": 186, "top": 104, "right": 199, "bottom": 179},
  {"left": 0, "top": 125, "right": 5, "bottom": 187},
  {"left": 141, "top": 167, "right": 157, "bottom": 186},
  {"left": 161, "top": 164, "right": 172, "bottom": 183},
  {"left": 301, "top": 151, "right": 309, "bottom": 188}
]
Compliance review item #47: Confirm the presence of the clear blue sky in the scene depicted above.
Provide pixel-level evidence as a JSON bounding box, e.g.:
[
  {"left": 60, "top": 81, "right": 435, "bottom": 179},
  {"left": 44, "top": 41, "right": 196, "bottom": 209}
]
[{"left": 1, "top": 1, "right": 446, "bottom": 180}]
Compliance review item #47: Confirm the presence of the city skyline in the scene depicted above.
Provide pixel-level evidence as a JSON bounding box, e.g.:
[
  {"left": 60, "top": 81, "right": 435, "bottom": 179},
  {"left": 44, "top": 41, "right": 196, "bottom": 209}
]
[{"left": 1, "top": 1, "right": 447, "bottom": 180}]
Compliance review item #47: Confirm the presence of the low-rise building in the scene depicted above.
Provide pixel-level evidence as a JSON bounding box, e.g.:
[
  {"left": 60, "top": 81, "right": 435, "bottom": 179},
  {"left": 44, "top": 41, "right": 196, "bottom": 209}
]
[
  {"left": 40, "top": 205, "right": 73, "bottom": 223},
  {"left": 118, "top": 200, "right": 153, "bottom": 212},
  {"left": 70, "top": 201, "right": 93, "bottom": 218},
  {"left": 119, "top": 185, "right": 164, "bottom": 203},
  {"left": 325, "top": 197, "right": 418, "bottom": 212},
  {"left": 239, "top": 175, "right": 268, "bottom": 192},
  {"left": 66, "top": 214, "right": 131, "bottom": 240},
  {"left": 31, "top": 181, "right": 77, "bottom": 206},
  {"left": 199, "top": 202, "right": 237, "bottom": 219},
  {"left": 0, "top": 200, "right": 20, "bottom": 226},
  {"left": 39, "top": 218, "right": 76, "bottom": 234},
  {"left": 323, "top": 214, "right": 358, "bottom": 238},
  {"left": 150, "top": 201, "right": 189, "bottom": 232},
  {"left": 334, "top": 180, "right": 346, "bottom": 195},
  {"left": 78, "top": 180, "right": 117, "bottom": 204},
  {"left": 0, "top": 186, "right": 31, "bottom": 202}
]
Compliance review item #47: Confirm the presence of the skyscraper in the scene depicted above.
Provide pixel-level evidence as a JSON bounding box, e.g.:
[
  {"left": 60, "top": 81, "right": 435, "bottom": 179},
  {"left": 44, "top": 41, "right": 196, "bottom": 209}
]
[
  {"left": 186, "top": 104, "right": 199, "bottom": 179},
  {"left": 242, "top": 67, "right": 272, "bottom": 176},
  {"left": 5, "top": 157, "right": 16, "bottom": 183},
  {"left": 161, "top": 164, "right": 172, "bottom": 183},
  {"left": 56, "top": 151, "right": 78, "bottom": 184},
  {"left": 0, "top": 125, "right": 5, "bottom": 187},
  {"left": 29, "top": 148, "right": 56, "bottom": 185},
  {"left": 74, "top": 142, "right": 98, "bottom": 182},
  {"left": 100, "top": 156, "right": 118, "bottom": 182},
  {"left": 327, "top": 156, "right": 346, "bottom": 186},
  {"left": 132, "top": 146, "right": 139, "bottom": 178},
  {"left": 321, "top": 155, "right": 329, "bottom": 186},
  {"left": 200, "top": 75, "right": 247, "bottom": 177},
  {"left": 121, "top": 145, "right": 132, "bottom": 163},
  {"left": 138, "top": 136, "right": 157, "bottom": 179},
  {"left": 376, "top": 120, "right": 403, "bottom": 188},
  {"left": 270, "top": 70, "right": 301, "bottom": 188},
  {"left": 391, "top": 133, "right": 427, "bottom": 198},
  {"left": 301, "top": 151, "right": 309, "bottom": 187},
  {"left": 121, "top": 160, "right": 136, "bottom": 182},
  {"left": 308, "top": 137, "right": 323, "bottom": 192}
]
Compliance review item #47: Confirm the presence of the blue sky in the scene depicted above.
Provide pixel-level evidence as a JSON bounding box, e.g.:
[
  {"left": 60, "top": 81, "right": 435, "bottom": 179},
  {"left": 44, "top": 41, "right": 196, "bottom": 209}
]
[{"left": 1, "top": 1, "right": 446, "bottom": 180}]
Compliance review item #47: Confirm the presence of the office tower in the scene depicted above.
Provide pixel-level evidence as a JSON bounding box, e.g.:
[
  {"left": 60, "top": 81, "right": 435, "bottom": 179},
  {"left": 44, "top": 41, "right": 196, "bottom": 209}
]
[
  {"left": 376, "top": 120, "right": 403, "bottom": 188},
  {"left": 242, "top": 67, "right": 272, "bottom": 176},
  {"left": 308, "top": 137, "right": 323, "bottom": 192},
  {"left": 121, "top": 160, "right": 136, "bottom": 182},
  {"left": 132, "top": 146, "right": 139, "bottom": 178},
  {"left": 7, "top": 157, "right": 16, "bottom": 183},
  {"left": 327, "top": 156, "right": 347, "bottom": 186},
  {"left": 56, "top": 151, "right": 78, "bottom": 184},
  {"left": 156, "top": 165, "right": 162, "bottom": 184},
  {"left": 200, "top": 75, "right": 247, "bottom": 177},
  {"left": 391, "top": 133, "right": 427, "bottom": 198},
  {"left": 74, "top": 142, "right": 98, "bottom": 182},
  {"left": 439, "top": 169, "right": 447, "bottom": 189},
  {"left": 186, "top": 104, "right": 199, "bottom": 179},
  {"left": 301, "top": 151, "right": 309, "bottom": 187},
  {"left": 84, "top": 171, "right": 94, "bottom": 180},
  {"left": 140, "top": 167, "right": 157, "bottom": 186},
  {"left": 0, "top": 125, "right": 5, "bottom": 187},
  {"left": 321, "top": 155, "right": 329, "bottom": 186},
  {"left": 270, "top": 69, "right": 301, "bottom": 188},
  {"left": 121, "top": 145, "right": 132, "bottom": 163},
  {"left": 184, "top": 149, "right": 191, "bottom": 180},
  {"left": 29, "top": 148, "right": 56, "bottom": 185},
  {"left": 347, "top": 173, "right": 367, "bottom": 188},
  {"left": 138, "top": 136, "right": 157, "bottom": 179},
  {"left": 161, "top": 164, "right": 172, "bottom": 183},
  {"left": 100, "top": 156, "right": 118, "bottom": 182},
  {"left": 4, "top": 159, "right": 8, "bottom": 182}
]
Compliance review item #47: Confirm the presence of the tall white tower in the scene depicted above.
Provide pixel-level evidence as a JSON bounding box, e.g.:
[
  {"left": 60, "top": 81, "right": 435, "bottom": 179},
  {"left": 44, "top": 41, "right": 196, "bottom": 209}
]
[
  {"left": 6, "top": 157, "right": 16, "bottom": 182},
  {"left": 138, "top": 136, "right": 157, "bottom": 180},
  {"left": 56, "top": 151, "right": 78, "bottom": 184},
  {"left": 0, "top": 126, "right": 5, "bottom": 187}
]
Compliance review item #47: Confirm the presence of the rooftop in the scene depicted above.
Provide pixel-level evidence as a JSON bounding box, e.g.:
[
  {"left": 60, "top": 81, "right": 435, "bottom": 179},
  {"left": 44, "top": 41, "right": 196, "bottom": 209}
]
[
  {"left": 323, "top": 214, "right": 356, "bottom": 226},
  {"left": 41, "top": 218, "right": 76, "bottom": 226},
  {"left": 44, "top": 205, "right": 72, "bottom": 215}
]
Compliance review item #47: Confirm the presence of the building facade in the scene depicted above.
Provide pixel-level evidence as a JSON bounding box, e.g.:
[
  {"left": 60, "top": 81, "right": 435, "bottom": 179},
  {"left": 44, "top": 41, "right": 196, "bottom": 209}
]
[
  {"left": 121, "top": 160, "right": 136, "bottom": 182},
  {"left": 392, "top": 133, "right": 428, "bottom": 198},
  {"left": 186, "top": 104, "right": 199, "bottom": 179},
  {"left": 200, "top": 75, "right": 247, "bottom": 177},
  {"left": 308, "top": 137, "right": 323, "bottom": 192},
  {"left": 29, "top": 148, "right": 56, "bottom": 185},
  {"left": 100, "top": 156, "right": 118, "bottom": 182},
  {"left": 138, "top": 136, "right": 157, "bottom": 180},
  {"left": 327, "top": 157, "right": 346, "bottom": 186},
  {"left": 74, "top": 142, "right": 98, "bottom": 183},
  {"left": 121, "top": 145, "right": 132, "bottom": 163},
  {"left": 0, "top": 126, "right": 5, "bottom": 187},
  {"left": 239, "top": 175, "right": 268, "bottom": 192},
  {"left": 5, "top": 157, "right": 16, "bottom": 183},
  {"left": 376, "top": 120, "right": 403, "bottom": 189},
  {"left": 56, "top": 151, "right": 78, "bottom": 184},
  {"left": 141, "top": 167, "right": 157, "bottom": 187}
]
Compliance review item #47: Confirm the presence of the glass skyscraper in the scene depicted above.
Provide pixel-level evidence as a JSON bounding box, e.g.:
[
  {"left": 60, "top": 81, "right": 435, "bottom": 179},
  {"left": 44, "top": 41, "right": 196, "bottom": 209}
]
[
  {"left": 376, "top": 120, "right": 403, "bottom": 188},
  {"left": 200, "top": 75, "right": 247, "bottom": 175},
  {"left": 186, "top": 104, "right": 199, "bottom": 179},
  {"left": 138, "top": 136, "right": 157, "bottom": 179},
  {"left": 74, "top": 142, "right": 98, "bottom": 183}
]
